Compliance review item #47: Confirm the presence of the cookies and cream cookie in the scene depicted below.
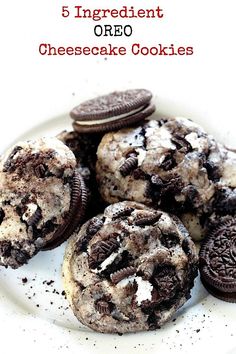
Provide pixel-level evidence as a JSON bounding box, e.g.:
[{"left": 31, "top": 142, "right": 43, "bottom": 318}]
[
  {"left": 63, "top": 201, "right": 198, "bottom": 333},
  {"left": 0, "top": 137, "right": 87, "bottom": 268},
  {"left": 96, "top": 117, "right": 236, "bottom": 240}
]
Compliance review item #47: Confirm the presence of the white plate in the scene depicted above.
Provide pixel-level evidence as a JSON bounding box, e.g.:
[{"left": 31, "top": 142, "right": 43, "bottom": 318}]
[{"left": 0, "top": 108, "right": 236, "bottom": 354}]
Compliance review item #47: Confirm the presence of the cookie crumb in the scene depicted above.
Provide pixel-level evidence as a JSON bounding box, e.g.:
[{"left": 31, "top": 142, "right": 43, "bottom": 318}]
[{"left": 47, "top": 280, "right": 54, "bottom": 286}]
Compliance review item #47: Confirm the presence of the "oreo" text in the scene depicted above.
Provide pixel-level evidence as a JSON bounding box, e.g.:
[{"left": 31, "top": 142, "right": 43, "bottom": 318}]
[{"left": 94, "top": 25, "right": 132, "bottom": 37}]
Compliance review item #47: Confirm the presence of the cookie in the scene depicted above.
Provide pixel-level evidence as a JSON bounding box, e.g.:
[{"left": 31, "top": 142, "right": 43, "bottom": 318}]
[
  {"left": 57, "top": 130, "right": 106, "bottom": 218},
  {"left": 63, "top": 201, "right": 198, "bottom": 333},
  {"left": 181, "top": 145, "right": 236, "bottom": 240},
  {"left": 0, "top": 137, "right": 87, "bottom": 268},
  {"left": 42, "top": 170, "right": 88, "bottom": 251},
  {"left": 56, "top": 130, "right": 102, "bottom": 174},
  {"left": 96, "top": 118, "right": 218, "bottom": 208},
  {"left": 96, "top": 118, "right": 219, "bottom": 235},
  {"left": 71, "top": 89, "right": 155, "bottom": 133},
  {"left": 199, "top": 219, "right": 236, "bottom": 303}
]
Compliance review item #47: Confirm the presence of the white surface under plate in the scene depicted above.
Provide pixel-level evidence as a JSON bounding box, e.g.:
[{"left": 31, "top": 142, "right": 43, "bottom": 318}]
[{"left": 0, "top": 106, "right": 236, "bottom": 354}]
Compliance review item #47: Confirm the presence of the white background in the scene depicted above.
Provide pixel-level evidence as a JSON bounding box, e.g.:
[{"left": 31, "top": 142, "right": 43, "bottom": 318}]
[
  {"left": 0, "top": 1, "right": 236, "bottom": 353},
  {"left": 1, "top": 0, "right": 236, "bottom": 149}
]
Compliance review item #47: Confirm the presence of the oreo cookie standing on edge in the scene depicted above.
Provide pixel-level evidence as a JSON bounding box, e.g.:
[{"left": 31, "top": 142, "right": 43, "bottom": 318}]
[
  {"left": 71, "top": 89, "right": 156, "bottom": 133},
  {"left": 42, "top": 170, "right": 88, "bottom": 250},
  {"left": 199, "top": 219, "right": 236, "bottom": 303}
]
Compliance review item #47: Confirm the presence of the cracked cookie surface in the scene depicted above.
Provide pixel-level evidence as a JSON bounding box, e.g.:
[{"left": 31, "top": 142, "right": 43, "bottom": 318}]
[
  {"left": 96, "top": 117, "right": 236, "bottom": 240},
  {"left": 0, "top": 137, "right": 78, "bottom": 268},
  {"left": 63, "top": 201, "right": 198, "bottom": 333}
]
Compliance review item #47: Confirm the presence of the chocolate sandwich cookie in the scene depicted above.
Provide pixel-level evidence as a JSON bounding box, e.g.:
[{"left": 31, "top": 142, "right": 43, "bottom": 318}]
[
  {"left": 0, "top": 138, "right": 87, "bottom": 268},
  {"left": 63, "top": 201, "right": 198, "bottom": 333},
  {"left": 71, "top": 89, "right": 155, "bottom": 133},
  {"left": 199, "top": 219, "right": 236, "bottom": 303},
  {"left": 42, "top": 169, "right": 87, "bottom": 251},
  {"left": 57, "top": 130, "right": 106, "bottom": 218},
  {"left": 56, "top": 130, "right": 102, "bottom": 175}
]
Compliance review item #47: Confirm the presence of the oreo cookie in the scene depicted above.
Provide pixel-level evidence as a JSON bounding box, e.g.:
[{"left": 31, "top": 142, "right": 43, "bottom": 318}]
[
  {"left": 71, "top": 89, "right": 155, "bottom": 133},
  {"left": 57, "top": 130, "right": 106, "bottom": 219},
  {"left": 42, "top": 170, "right": 88, "bottom": 250},
  {"left": 199, "top": 219, "right": 236, "bottom": 303}
]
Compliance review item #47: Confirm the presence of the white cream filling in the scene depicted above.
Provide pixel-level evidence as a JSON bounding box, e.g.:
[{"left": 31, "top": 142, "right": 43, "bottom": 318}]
[
  {"left": 97, "top": 246, "right": 124, "bottom": 272},
  {"left": 76, "top": 105, "right": 146, "bottom": 125},
  {"left": 185, "top": 132, "right": 205, "bottom": 151},
  {"left": 158, "top": 213, "right": 173, "bottom": 229},
  {"left": 22, "top": 203, "right": 38, "bottom": 221},
  {"left": 146, "top": 125, "right": 176, "bottom": 150},
  {"left": 136, "top": 148, "right": 147, "bottom": 166},
  {"left": 117, "top": 275, "right": 153, "bottom": 305},
  {"left": 146, "top": 120, "right": 158, "bottom": 128}
]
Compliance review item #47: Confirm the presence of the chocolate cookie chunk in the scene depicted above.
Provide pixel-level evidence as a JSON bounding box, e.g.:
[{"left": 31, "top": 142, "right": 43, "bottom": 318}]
[
  {"left": 0, "top": 138, "right": 87, "bottom": 268},
  {"left": 63, "top": 201, "right": 198, "bottom": 333},
  {"left": 71, "top": 89, "right": 155, "bottom": 133},
  {"left": 199, "top": 219, "right": 236, "bottom": 302}
]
